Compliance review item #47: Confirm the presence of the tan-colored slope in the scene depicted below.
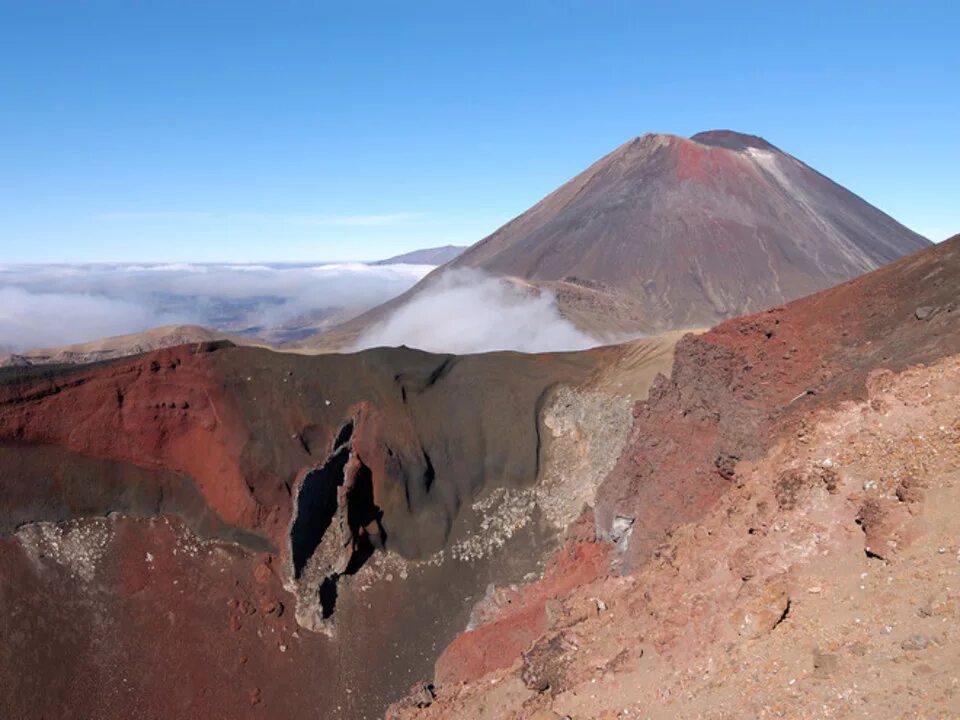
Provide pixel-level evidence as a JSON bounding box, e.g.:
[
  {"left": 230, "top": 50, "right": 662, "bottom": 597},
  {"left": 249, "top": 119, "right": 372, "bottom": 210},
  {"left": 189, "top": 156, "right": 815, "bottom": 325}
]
[
  {"left": 0, "top": 324, "right": 250, "bottom": 366},
  {"left": 583, "top": 329, "right": 694, "bottom": 397}
]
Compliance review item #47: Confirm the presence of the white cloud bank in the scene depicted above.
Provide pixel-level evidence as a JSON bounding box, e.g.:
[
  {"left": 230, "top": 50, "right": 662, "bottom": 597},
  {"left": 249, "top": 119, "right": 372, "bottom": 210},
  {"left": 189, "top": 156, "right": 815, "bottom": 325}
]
[
  {"left": 0, "top": 263, "right": 605, "bottom": 356},
  {"left": 95, "top": 211, "right": 424, "bottom": 227},
  {"left": 354, "top": 269, "right": 599, "bottom": 355},
  {"left": 0, "top": 287, "right": 167, "bottom": 352},
  {"left": 0, "top": 262, "right": 433, "bottom": 352}
]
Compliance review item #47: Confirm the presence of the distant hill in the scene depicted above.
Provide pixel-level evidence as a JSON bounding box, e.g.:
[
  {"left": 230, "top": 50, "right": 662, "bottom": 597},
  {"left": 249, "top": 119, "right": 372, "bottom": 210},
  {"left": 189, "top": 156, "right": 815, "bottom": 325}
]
[
  {"left": 371, "top": 245, "right": 466, "bottom": 265},
  {"left": 317, "top": 130, "right": 929, "bottom": 347},
  {"left": 0, "top": 324, "right": 243, "bottom": 366}
]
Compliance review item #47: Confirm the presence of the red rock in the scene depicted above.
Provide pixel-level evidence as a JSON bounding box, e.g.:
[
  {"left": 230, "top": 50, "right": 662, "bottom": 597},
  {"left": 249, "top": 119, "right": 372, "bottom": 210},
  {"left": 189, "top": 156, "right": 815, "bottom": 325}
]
[
  {"left": 253, "top": 561, "right": 273, "bottom": 584},
  {"left": 0, "top": 340, "right": 605, "bottom": 720},
  {"left": 261, "top": 599, "right": 283, "bottom": 616},
  {"left": 4, "top": 236, "right": 960, "bottom": 720},
  {"left": 435, "top": 539, "right": 609, "bottom": 685},
  {"left": 597, "top": 236, "right": 960, "bottom": 570}
]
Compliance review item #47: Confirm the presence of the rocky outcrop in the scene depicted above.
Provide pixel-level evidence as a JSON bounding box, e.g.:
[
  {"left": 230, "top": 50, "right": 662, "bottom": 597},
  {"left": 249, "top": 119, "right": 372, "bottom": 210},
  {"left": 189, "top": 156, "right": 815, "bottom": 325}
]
[{"left": 596, "top": 234, "right": 960, "bottom": 570}]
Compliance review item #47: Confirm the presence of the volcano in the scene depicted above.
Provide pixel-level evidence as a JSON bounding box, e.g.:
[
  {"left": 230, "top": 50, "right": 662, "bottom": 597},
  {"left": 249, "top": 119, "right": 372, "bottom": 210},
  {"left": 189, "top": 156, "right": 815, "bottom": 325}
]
[{"left": 318, "top": 130, "right": 928, "bottom": 347}]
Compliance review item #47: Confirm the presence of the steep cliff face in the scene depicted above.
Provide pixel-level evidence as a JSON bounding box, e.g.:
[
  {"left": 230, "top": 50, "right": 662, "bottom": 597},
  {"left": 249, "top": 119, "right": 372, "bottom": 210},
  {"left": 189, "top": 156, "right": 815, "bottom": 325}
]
[{"left": 319, "top": 131, "right": 929, "bottom": 347}]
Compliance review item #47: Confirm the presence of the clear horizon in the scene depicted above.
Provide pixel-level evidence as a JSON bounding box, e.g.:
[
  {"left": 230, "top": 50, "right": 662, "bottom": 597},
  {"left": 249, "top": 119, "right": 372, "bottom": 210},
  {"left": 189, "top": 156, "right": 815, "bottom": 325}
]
[{"left": 1, "top": 1, "right": 958, "bottom": 263}]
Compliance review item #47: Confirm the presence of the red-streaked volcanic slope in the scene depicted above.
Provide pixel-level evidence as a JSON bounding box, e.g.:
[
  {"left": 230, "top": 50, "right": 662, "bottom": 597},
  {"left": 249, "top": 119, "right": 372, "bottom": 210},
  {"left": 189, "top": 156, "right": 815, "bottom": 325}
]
[
  {"left": 388, "top": 235, "right": 960, "bottom": 719},
  {"left": 318, "top": 130, "right": 928, "bottom": 346}
]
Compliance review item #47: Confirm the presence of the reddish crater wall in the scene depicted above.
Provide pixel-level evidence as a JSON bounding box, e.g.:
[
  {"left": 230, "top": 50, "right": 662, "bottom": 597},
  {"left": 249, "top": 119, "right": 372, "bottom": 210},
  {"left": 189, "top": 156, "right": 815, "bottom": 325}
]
[
  {"left": 599, "top": 235, "right": 960, "bottom": 568},
  {"left": 0, "top": 345, "right": 269, "bottom": 532}
]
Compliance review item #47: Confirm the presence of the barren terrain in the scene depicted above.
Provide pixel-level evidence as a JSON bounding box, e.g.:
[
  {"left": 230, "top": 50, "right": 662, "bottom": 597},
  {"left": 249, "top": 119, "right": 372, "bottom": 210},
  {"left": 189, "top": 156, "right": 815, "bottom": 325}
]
[{"left": 1, "top": 236, "right": 955, "bottom": 719}]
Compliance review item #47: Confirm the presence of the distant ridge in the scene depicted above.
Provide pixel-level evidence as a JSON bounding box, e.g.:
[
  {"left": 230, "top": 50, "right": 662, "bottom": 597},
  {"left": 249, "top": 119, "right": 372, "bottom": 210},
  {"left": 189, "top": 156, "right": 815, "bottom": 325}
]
[
  {"left": 371, "top": 245, "right": 466, "bottom": 266},
  {"left": 0, "top": 324, "right": 242, "bottom": 367}
]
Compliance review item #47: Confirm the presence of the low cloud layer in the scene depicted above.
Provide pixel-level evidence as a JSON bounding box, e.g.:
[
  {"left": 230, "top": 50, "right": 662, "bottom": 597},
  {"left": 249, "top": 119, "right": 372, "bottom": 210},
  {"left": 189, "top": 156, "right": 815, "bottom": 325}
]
[
  {"left": 0, "top": 262, "right": 432, "bottom": 352},
  {"left": 354, "top": 269, "right": 599, "bottom": 354}
]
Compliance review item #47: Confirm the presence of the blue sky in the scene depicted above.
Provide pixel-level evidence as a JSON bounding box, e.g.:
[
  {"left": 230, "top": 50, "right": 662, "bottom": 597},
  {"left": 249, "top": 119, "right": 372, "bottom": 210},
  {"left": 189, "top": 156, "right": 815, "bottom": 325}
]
[{"left": 1, "top": 0, "right": 957, "bottom": 262}]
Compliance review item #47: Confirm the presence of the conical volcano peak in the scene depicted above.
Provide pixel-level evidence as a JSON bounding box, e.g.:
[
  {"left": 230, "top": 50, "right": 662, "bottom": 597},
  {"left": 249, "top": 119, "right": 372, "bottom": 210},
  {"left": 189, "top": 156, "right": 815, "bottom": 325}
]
[
  {"left": 611, "top": 131, "right": 773, "bottom": 167},
  {"left": 691, "top": 129, "right": 779, "bottom": 153},
  {"left": 316, "top": 129, "right": 929, "bottom": 347}
]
